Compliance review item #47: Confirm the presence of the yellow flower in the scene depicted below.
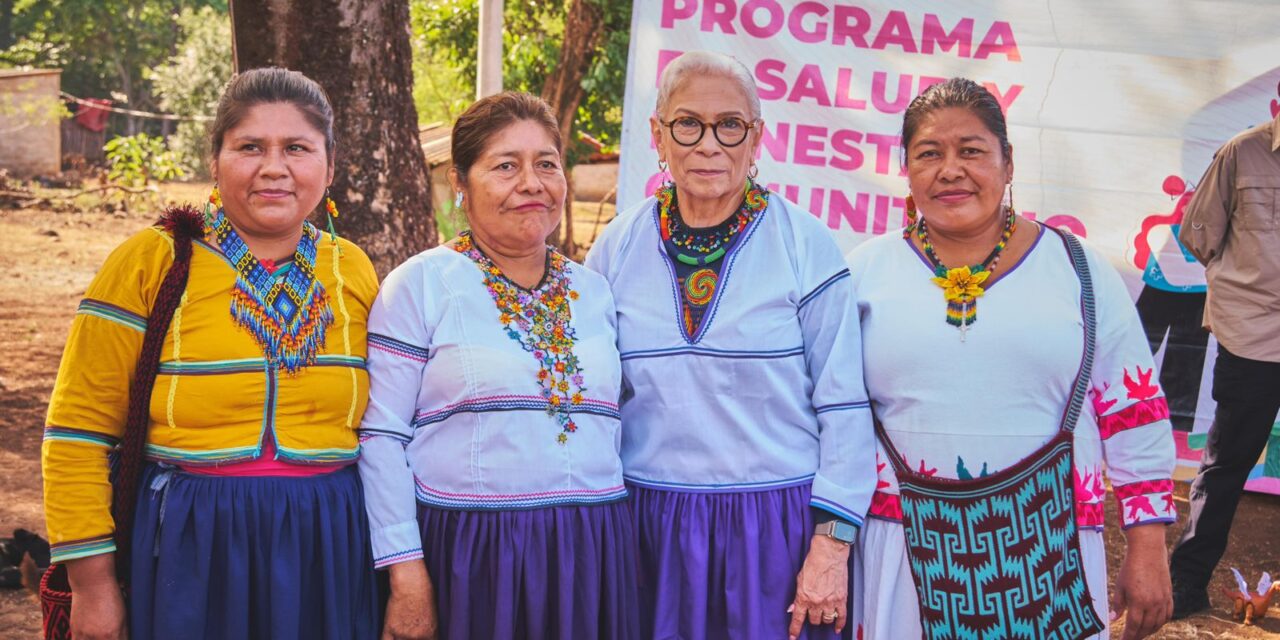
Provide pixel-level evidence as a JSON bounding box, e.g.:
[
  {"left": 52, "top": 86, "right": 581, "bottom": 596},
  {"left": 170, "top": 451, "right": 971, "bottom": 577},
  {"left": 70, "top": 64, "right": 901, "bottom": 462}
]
[{"left": 931, "top": 266, "right": 989, "bottom": 302}]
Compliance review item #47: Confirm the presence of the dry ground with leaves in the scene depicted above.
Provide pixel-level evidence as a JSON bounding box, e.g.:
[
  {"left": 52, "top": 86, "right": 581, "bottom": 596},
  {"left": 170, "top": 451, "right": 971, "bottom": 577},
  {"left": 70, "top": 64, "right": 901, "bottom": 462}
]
[{"left": 0, "top": 183, "right": 1276, "bottom": 639}]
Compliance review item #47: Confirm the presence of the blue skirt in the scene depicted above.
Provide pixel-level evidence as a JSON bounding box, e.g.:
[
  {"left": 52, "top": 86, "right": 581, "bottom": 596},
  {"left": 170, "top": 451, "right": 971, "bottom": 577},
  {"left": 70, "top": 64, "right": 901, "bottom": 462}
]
[
  {"left": 419, "top": 500, "right": 640, "bottom": 640},
  {"left": 129, "top": 464, "right": 379, "bottom": 640},
  {"left": 631, "top": 482, "right": 855, "bottom": 640}
]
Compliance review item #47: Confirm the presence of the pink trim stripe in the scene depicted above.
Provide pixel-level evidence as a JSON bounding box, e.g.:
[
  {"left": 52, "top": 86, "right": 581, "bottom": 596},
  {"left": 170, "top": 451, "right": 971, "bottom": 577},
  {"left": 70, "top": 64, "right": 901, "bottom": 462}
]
[
  {"left": 1098, "top": 397, "right": 1170, "bottom": 439},
  {"left": 415, "top": 394, "right": 619, "bottom": 418},
  {"left": 415, "top": 481, "right": 627, "bottom": 501},
  {"left": 369, "top": 341, "right": 428, "bottom": 363},
  {"left": 868, "top": 491, "right": 902, "bottom": 521},
  {"left": 1113, "top": 479, "right": 1174, "bottom": 501},
  {"left": 1076, "top": 502, "right": 1104, "bottom": 528}
]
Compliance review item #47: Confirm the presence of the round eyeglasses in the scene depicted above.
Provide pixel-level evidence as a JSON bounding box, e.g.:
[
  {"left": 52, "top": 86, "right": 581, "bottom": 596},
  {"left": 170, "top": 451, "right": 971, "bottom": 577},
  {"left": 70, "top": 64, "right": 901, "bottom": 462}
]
[{"left": 661, "top": 116, "right": 758, "bottom": 147}]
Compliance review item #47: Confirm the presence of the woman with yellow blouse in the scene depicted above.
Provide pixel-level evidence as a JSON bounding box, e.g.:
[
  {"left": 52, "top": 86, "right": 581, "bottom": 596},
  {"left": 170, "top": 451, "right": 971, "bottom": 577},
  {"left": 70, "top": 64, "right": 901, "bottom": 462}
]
[{"left": 41, "top": 68, "right": 380, "bottom": 640}]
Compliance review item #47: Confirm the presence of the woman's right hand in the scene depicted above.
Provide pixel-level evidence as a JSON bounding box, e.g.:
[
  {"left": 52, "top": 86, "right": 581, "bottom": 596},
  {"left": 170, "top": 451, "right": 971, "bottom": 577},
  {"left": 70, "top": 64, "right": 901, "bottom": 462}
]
[
  {"left": 66, "top": 554, "right": 127, "bottom": 640},
  {"left": 382, "top": 560, "right": 438, "bottom": 640}
]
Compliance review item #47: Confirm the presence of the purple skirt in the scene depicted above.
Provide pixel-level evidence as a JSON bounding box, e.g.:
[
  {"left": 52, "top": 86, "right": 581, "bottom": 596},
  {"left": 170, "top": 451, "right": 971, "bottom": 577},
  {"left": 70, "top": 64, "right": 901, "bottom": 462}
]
[
  {"left": 631, "top": 482, "right": 854, "bottom": 640},
  {"left": 419, "top": 499, "right": 640, "bottom": 640},
  {"left": 129, "top": 464, "right": 379, "bottom": 640}
]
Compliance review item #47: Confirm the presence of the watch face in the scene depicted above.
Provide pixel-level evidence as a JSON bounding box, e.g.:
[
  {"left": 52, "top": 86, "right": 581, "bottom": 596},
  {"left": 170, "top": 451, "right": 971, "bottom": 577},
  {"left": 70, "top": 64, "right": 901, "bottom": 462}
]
[{"left": 832, "top": 521, "right": 857, "bottom": 543}]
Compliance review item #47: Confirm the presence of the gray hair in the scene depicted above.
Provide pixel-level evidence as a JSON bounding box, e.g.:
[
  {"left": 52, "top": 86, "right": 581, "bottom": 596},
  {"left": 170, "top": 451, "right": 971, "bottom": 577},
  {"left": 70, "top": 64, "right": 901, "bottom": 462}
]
[{"left": 655, "top": 51, "right": 761, "bottom": 121}]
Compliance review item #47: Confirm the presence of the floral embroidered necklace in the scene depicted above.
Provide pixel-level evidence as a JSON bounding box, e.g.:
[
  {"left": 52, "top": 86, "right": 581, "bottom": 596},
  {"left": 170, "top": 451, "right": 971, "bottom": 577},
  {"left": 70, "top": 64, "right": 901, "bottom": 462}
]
[
  {"left": 454, "top": 231, "right": 585, "bottom": 444},
  {"left": 210, "top": 209, "right": 333, "bottom": 372},
  {"left": 907, "top": 207, "right": 1016, "bottom": 340}
]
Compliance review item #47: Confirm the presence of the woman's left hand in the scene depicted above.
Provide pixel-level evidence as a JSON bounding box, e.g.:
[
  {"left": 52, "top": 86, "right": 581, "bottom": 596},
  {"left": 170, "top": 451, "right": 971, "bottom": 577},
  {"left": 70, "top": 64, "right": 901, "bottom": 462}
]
[
  {"left": 1111, "top": 524, "right": 1172, "bottom": 640},
  {"left": 788, "top": 535, "right": 851, "bottom": 640}
]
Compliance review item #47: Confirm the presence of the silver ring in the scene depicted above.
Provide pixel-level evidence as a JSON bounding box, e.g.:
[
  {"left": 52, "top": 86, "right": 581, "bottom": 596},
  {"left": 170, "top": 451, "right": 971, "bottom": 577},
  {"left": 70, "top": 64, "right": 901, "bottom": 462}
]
[{"left": 822, "top": 612, "right": 837, "bottom": 622}]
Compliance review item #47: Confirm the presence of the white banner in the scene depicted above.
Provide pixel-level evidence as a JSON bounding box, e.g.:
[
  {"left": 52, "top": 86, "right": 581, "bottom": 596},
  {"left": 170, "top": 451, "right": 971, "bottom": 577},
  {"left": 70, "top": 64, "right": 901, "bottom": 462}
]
[{"left": 618, "top": 0, "right": 1280, "bottom": 492}]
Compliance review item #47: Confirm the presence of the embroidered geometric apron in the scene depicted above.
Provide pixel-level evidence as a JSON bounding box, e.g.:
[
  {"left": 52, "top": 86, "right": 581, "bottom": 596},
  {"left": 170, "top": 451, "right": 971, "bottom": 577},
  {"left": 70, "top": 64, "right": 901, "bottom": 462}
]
[{"left": 874, "top": 230, "right": 1106, "bottom": 640}]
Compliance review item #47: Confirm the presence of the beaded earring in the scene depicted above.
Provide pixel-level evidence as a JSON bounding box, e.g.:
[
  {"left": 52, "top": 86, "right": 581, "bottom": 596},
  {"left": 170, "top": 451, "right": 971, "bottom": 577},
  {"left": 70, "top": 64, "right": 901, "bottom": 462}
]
[
  {"left": 205, "top": 184, "right": 221, "bottom": 227},
  {"left": 324, "top": 190, "right": 340, "bottom": 243},
  {"left": 1006, "top": 182, "right": 1015, "bottom": 215},
  {"left": 454, "top": 191, "right": 464, "bottom": 210},
  {"left": 748, "top": 163, "right": 759, "bottom": 180},
  {"left": 905, "top": 193, "right": 918, "bottom": 224},
  {"left": 658, "top": 158, "right": 672, "bottom": 189}
]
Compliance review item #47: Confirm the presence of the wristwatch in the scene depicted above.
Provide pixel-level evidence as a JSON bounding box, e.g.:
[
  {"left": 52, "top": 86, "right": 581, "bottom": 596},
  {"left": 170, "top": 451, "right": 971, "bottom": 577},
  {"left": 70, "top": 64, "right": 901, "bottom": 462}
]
[{"left": 814, "top": 520, "right": 857, "bottom": 545}]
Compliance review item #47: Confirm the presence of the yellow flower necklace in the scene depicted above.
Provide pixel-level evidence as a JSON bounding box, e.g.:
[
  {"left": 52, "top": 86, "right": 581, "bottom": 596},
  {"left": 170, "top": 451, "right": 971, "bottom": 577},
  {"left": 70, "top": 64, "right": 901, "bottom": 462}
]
[{"left": 909, "top": 208, "right": 1016, "bottom": 340}]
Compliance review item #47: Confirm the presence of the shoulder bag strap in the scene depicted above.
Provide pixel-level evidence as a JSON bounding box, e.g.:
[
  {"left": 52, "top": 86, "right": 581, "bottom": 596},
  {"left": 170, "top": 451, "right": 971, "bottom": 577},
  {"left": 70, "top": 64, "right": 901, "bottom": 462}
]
[
  {"left": 1054, "top": 228, "right": 1097, "bottom": 434},
  {"left": 109, "top": 205, "right": 205, "bottom": 582}
]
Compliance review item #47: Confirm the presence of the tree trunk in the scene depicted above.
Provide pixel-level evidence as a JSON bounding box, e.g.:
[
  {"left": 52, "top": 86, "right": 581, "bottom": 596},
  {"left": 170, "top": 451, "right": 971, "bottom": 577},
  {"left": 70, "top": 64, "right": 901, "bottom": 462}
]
[
  {"left": 229, "top": 0, "right": 436, "bottom": 276},
  {"left": 540, "top": 0, "right": 603, "bottom": 258}
]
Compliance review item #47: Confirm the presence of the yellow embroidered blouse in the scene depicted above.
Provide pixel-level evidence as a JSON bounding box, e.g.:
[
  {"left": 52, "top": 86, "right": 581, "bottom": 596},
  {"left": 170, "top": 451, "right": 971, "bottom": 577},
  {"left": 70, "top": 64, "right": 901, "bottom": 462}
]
[{"left": 42, "top": 225, "right": 378, "bottom": 563}]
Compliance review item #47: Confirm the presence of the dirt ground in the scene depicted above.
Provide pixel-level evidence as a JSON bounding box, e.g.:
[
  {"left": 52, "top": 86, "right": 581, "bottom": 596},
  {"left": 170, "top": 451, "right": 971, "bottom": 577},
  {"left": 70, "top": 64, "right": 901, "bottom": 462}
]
[{"left": 1, "top": 183, "right": 1278, "bottom": 638}]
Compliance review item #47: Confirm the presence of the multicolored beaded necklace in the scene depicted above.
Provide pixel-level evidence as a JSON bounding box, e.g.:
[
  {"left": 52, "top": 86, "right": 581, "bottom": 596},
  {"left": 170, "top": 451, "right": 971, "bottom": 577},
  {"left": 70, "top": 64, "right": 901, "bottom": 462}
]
[
  {"left": 454, "top": 231, "right": 586, "bottom": 445},
  {"left": 209, "top": 209, "right": 334, "bottom": 372},
  {"left": 658, "top": 180, "right": 767, "bottom": 265},
  {"left": 657, "top": 180, "right": 768, "bottom": 338},
  {"left": 907, "top": 207, "right": 1016, "bottom": 340}
]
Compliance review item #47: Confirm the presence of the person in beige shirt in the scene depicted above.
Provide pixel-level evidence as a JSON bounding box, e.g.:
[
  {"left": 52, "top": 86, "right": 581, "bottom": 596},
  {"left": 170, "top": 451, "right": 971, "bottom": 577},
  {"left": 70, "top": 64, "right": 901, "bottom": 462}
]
[{"left": 1171, "top": 111, "right": 1280, "bottom": 619}]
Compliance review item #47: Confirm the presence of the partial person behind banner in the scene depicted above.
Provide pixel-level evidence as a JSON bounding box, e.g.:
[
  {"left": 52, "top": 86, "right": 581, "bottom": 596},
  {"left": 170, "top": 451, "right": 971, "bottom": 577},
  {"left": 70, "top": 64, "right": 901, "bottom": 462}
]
[{"left": 1131, "top": 175, "right": 1210, "bottom": 434}]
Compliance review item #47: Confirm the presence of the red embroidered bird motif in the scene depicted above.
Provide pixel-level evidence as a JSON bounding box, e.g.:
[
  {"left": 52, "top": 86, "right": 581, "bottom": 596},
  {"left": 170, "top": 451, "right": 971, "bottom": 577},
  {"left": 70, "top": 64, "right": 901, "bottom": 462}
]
[
  {"left": 1125, "top": 495, "right": 1158, "bottom": 521},
  {"left": 1090, "top": 382, "right": 1118, "bottom": 415},
  {"left": 875, "top": 456, "right": 890, "bottom": 490},
  {"left": 1122, "top": 366, "right": 1159, "bottom": 400},
  {"left": 918, "top": 459, "right": 938, "bottom": 477},
  {"left": 1074, "top": 469, "right": 1095, "bottom": 502},
  {"left": 1162, "top": 493, "right": 1176, "bottom": 515}
]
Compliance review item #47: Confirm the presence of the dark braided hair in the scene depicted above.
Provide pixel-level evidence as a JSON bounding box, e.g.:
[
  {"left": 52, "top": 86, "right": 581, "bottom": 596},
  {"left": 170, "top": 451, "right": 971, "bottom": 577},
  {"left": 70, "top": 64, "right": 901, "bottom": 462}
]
[
  {"left": 900, "top": 78, "right": 1011, "bottom": 168},
  {"left": 450, "top": 91, "right": 562, "bottom": 184},
  {"left": 209, "top": 67, "right": 336, "bottom": 160}
]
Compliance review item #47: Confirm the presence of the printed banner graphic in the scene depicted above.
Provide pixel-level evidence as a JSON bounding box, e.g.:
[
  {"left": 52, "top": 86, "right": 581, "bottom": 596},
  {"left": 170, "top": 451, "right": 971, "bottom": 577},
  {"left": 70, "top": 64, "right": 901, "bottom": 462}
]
[{"left": 619, "top": 0, "right": 1280, "bottom": 493}]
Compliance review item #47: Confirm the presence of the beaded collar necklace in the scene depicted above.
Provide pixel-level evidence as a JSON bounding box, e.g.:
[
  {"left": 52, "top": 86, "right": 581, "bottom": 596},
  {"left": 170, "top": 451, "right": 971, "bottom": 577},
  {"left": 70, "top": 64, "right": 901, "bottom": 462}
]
[
  {"left": 453, "top": 231, "right": 586, "bottom": 444},
  {"left": 657, "top": 180, "right": 767, "bottom": 266},
  {"left": 209, "top": 209, "right": 333, "bottom": 372},
  {"left": 907, "top": 208, "right": 1017, "bottom": 340}
]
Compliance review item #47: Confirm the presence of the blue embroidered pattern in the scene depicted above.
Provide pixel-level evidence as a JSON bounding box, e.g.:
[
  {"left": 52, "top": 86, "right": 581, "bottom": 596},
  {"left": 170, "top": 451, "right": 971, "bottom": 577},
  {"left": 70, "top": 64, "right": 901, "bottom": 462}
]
[
  {"left": 211, "top": 210, "right": 333, "bottom": 373},
  {"left": 877, "top": 230, "right": 1104, "bottom": 640}
]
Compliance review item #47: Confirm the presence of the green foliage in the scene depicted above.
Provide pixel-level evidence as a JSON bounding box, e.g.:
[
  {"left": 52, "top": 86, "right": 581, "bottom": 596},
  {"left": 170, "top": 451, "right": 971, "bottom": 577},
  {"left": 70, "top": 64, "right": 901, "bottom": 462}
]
[
  {"left": 151, "top": 6, "right": 232, "bottom": 176},
  {"left": 1, "top": 0, "right": 227, "bottom": 134},
  {"left": 574, "top": 3, "right": 630, "bottom": 151},
  {"left": 409, "top": 1, "right": 472, "bottom": 126},
  {"left": 105, "top": 132, "right": 184, "bottom": 186},
  {"left": 411, "top": 0, "right": 632, "bottom": 152}
]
